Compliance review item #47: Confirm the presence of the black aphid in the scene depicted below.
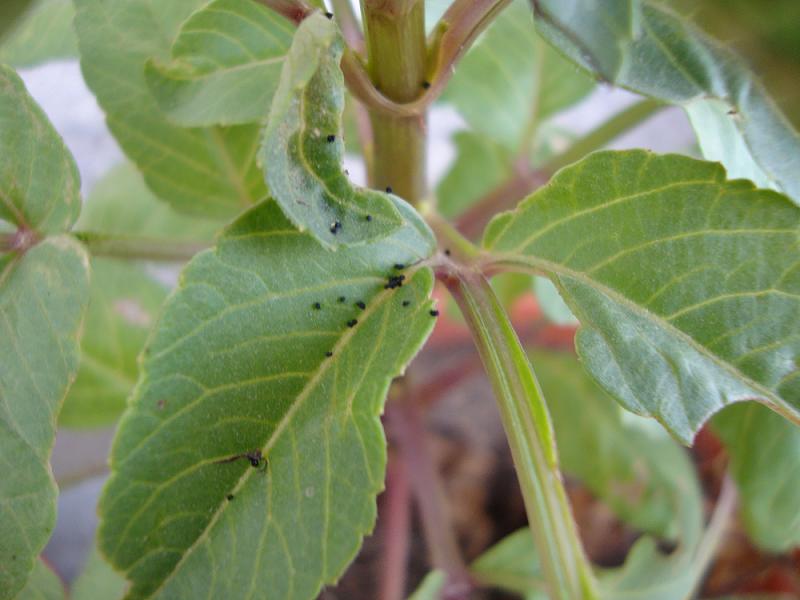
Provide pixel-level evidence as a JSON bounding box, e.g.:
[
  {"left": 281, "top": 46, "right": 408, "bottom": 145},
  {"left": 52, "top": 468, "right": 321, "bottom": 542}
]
[
  {"left": 325, "top": 351, "right": 333, "bottom": 357},
  {"left": 313, "top": 302, "right": 322, "bottom": 310},
  {"left": 365, "top": 215, "right": 373, "bottom": 222},
  {"left": 385, "top": 186, "right": 393, "bottom": 193},
  {"left": 394, "top": 263, "right": 405, "bottom": 270},
  {"left": 385, "top": 274, "right": 406, "bottom": 289},
  {"left": 326, "top": 134, "right": 336, "bottom": 143},
  {"left": 429, "top": 310, "right": 440, "bottom": 317},
  {"left": 324, "top": 11, "right": 333, "bottom": 19},
  {"left": 422, "top": 81, "right": 431, "bottom": 89},
  {"left": 444, "top": 248, "right": 451, "bottom": 256},
  {"left": 330, "top": 220, "right": 342, "bottom": 234},
  {"left": 347, "top": 319, "right": 358, "bottom": 328},
  {"left": 338, "top": 296, "right": 346, "bottom": 303},
  {"left": 227, "top": 494, "right": 235, "bottom": 501},
  {"left": 402, "top": 300, "right": 411, "bottom": 307},
  {"left": 216, "top": 449, "right": 263, "bottom": 468},
  {"left": 356, "top": 301, "right": 366, "bottom": 310}
]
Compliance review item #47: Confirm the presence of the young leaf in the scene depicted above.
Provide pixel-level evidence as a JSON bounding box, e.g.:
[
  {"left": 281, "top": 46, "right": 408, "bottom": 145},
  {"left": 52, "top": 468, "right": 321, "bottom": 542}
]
[
  {"left": 98, "top": 199, "right": 436, "bottom": 599},
  {"left": 0, "top": 0, "right": 77, "bottom": 68},
  {"left": 14, "top": 560, "right": 65, "bottom": 600},
  {"left": 407, "top": 570, "right": 446, "bottom": 600},
  {"left": 60, "top": 260, "right": 168, "bottom": 428},
  {"left": 470, "top": 528, "right": 546, "bottom": 599},
  {"left": 73, "top": 0, "right": 268, "bottom": 219},
  {"left": 533, "top": 350, "right": 696, "bottom": 539},
  {"left": 70, "top": 546, "right": 127, "bottom": 600},
  {"left": 714, "top": 403, "right": 800, "bottom": 551},
  {"left": 483, "top": 150, "right": 800, "bottom": 444},
  {"left": 442, "top": 0, "right": 594, "bottom": 153},
  {"left": 0, "top": 66, "right": 90, "bottom": 599},
  {"left": 144, "top": 0, "right": 295, "bottom": 127},
  {"left": 260, "top": 13, "right": 404, "bottom": 248},
  {"left": 531, "top": 0, "right": 800, "bottom": 202}
]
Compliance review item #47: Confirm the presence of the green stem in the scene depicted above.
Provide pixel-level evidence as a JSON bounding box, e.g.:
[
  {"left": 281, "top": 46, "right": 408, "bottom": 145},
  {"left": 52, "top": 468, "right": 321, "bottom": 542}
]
[
  {"left": 74, "top": 232, "right": 209, "bottom": 262},
  {"left": 545, "top": 98, "right": 665, "bottom": 173},
  {"left": 445, "top": 269, "right": 598, "bottom": 600},
  {"left": 0, "top": 232, "right": 14, "bottom": 252},
  {"left": 361, "top": 0, "right": 427, "bottom": 203}
]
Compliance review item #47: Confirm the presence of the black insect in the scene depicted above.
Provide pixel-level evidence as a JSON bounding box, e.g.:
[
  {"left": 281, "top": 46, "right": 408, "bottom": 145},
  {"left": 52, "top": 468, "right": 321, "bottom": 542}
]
[
  {"left": 385, "top": 274, "right": 406, "bottom": 289},
  {"left": 347, "top": 319, "right": 358, "bottom": 328},
  {"left": 444, "top": 248, "right": 451, "bottom": 256},
  {"left": 324, "top": 11, "right": 333, "bottom": 19},
  {"left": 355, "top": 301, "right": 366, "bottom": 310},
  {"left": 313, "top": 302, "right": 322, "bottom": 310},
  {"left": 402, "top": 300, "right": 411, "bottom": 307},
  {"left": 325, "top": 351, "right": 333, "bottom": 357},
  {"left": 227, "top": 494, "right": 235, "bottom": 501},
  {"left": 326, "top": 134, "right": 336, "bottom": 143},
  {"left": 393, "top": 263, "right": 405, "bottom": 270},
  {"left": 422, "top": 81, "right": 431, "bottom": 89},
  {"left": 216, "top": 449, "right": 265, "bottom": 469},
  {"left": 365, "top": 215, "right": 373, "bottom": 222},
  {"left": 338, "top": 296, "right": 346, "bottom": 303},
  {"left": 385, "top": 186, "right": 393, "bottom": 193},
  {"left": 429, "top": 310, "right": 439, "bottom": 317},
  {"left": 330, "top": 221, "right": 342, "bottom": 234}
]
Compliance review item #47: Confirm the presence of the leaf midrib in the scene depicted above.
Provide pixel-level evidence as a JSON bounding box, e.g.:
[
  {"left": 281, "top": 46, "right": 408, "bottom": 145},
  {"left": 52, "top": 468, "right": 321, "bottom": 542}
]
[
  {"left": 144, "top": 264, "right": 430, "bottom": 598},
  {"left": 488, "top": 251, "right": 795, "bottom": 425}
]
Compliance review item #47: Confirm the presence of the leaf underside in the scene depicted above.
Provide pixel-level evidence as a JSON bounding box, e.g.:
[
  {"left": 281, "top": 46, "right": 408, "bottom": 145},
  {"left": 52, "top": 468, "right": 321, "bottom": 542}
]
[
  {"left": 261, "top": 13, "right": 404, "bottom": 248},
  {"left": 532, "top": 0, "right": 800, "bottom": 202},
  {"left": 99, "top": 199, "right": 436, "bottom": 599},
  {"left": 484, "top": 150, "right": 800, "bottom": 444}
]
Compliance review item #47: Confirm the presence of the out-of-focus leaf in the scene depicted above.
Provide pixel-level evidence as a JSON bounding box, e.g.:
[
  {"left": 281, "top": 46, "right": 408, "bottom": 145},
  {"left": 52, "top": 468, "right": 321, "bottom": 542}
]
[
  {"left": 484, "top": 150, "right": 800, "bottom": 444},
  {"left": 14, "top": 560, "right": 64, "bottom": 600},
  {"left": 532, "top": 0, "right": 800, "bottom": 202},
  {"left": 470, "top": 529, "right": 546, "bottom": 599},
  {"left": 98, "top": 199, "right": 436, "bottom": 599},
  {"left": 0, "top": 0, "right": 77, "bottom": 68},
  {"left": 0, "top": 0, "right": 35, "bottom": 41},
  {"left": 70, "top": 546, "right": 127, "bottom": 600},
  {"left": 714, "top": 402, "right": 800, "bottom": 551},
  {"left": 75, "top": 164, "right": 221, "bottom": 241},
  {"left": 0, "top": 66, "right": 90, "bottom": 600},
  {"left": 73, "top": 0, "right": 267, "bottom": 219},
  {"left": 534, "top": 277, "right": 577, "bottom": 326},
  {"left": 407, "top": 570, "right": 446, "bottom": 600},
  {"left": 442, "top": 0, "right": 594, "bottom": 153},
  {"left": 60, "top": 260, "right": 168, "bottom": 428},
  {"left": 144, "top": 0, "right": 294, "bottom": 127},
  {"left": 260, "top": 13, "right": 403, "bottom": 248}
]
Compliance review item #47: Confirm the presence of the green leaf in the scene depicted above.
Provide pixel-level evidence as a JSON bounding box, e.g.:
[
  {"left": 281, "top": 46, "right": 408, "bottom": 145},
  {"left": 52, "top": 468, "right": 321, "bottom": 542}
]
[
  {"left": 76, "top": 163, "right": 221, "bottom": 241},
  {"left": 714, "top": 402, "right": 800, "bottom": 551},
  {"left": 436, "top": 131, "right": 511, "bottom": 219},
  {"left": 1, "top": 66, "right": 90, "bottom": 599},
  {"left": 407, "top": 570, "right": 446, "bottom": 600},
  {"left": 144, "top": 0, "right": 294, "bottom": 127},
  {"left": 70, "top": 546, "right": 127, "bottom": 600},
  {"left": 533, "top": 350, "right": 697, "bottom": 539},
  {"left": 98, "top": 198, "right": 436, "bottom": 599},
  {"left": 532, "top": 0, "right": 800, "bottom": 202},
  {"left": 14, "top": 560, "right": 65, "bottom": 600},
  {"left": 483, "top": 150, "right": 800, "bottom": 444},
  {"left": 260, "top": 13, "right": 404, "bottom": 248},
  {"left": 0, "top": 0, "right": 77, "bottom": 68},
  {"left": 470, "top": 529, "right": 546, "bottom": 599},
  {"left": 534, "top": 277, "right": 577, "bottom": 325},
  {"left": 73, "top": 0, "right": 267, "bottom": 219},
  {"left": 442, "top": 0, "right": 594, "bottom": 153},
  {"left": 60, "top": 259, "right": 168, "bottom": 428},
  {"left": 0, "top": 65, "right": 80, "bottom": 233},
  {"left": 0, "top": 0, "right": 35, "bottom": 41}
]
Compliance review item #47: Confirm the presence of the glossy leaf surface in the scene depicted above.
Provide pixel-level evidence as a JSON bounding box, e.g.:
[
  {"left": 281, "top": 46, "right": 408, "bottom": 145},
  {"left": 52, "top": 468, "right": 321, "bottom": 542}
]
[
  {"left": 98, "top": 199, "right": 436, "bottom": 599},
  {"left": 484, "top": 150, "right": 800, "bottom": 444}
]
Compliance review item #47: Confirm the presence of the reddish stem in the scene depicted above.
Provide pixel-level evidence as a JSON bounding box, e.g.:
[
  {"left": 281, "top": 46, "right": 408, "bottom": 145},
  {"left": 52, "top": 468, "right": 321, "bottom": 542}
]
[{"left": 379, "top": 452, "right": 412, "bottom": 600}]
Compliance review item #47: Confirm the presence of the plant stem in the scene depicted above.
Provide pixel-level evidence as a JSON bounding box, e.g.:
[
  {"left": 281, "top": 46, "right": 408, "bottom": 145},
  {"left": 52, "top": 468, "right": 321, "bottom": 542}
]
[
  {"left": 386, "top": 401, "right": 472, "bottom": 596},
  {"left": 361, "top": 0, "right": 427, "bottom": 203},
  {"left": 74, "top": 232, "right": 210, "bottom": 262},
  {"left": 379, "top": 450, "right": 412, "bottom": 600},
  {"left": 330, "top": 0, "right": 364, "bottom": 51},
  {"left": 445, "top": 268, "right": 598, "bottom": 600}
]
